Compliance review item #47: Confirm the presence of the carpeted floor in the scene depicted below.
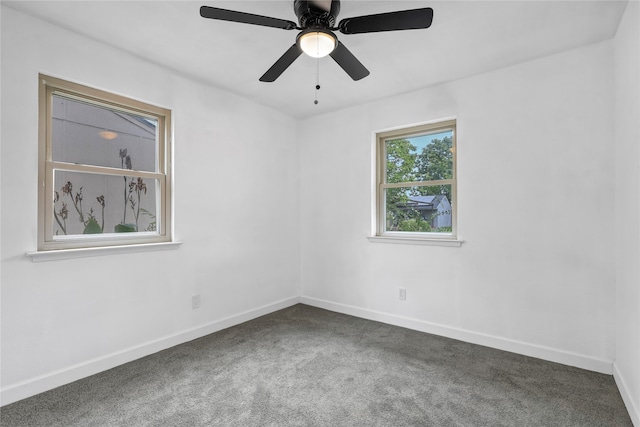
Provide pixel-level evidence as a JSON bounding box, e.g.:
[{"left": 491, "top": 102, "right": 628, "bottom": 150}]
[{"left": 0, "top": 304, "right": 633, "bottom": 426}]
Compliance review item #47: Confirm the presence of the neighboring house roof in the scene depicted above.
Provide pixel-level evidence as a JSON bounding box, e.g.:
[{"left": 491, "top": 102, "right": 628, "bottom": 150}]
[{"left": 400, "top": 195, "right": 448, "bottom": 210}]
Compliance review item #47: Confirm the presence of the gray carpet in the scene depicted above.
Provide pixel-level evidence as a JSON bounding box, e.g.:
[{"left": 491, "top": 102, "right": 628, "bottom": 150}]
[{"left": 0, "top": 304, "right": 633, "bottom": 426}]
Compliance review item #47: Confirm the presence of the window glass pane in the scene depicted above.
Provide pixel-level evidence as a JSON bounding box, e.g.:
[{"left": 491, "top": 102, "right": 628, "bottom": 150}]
[
  {"left": 385, "top": 185, "right": 452, "bottom": 233},
  {"left": 52, "top": 94, "right": 158, "bottom": 172},
  {"left": 53, "top": 170, "right": 158, "bottom": 237},
  {"left": 385, "top": 130, "right": 453, "bottom": 183}
]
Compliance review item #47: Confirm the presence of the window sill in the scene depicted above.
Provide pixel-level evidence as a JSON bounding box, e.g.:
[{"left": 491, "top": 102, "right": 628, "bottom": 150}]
[
  {"left": 26, "top": 241, "right": 182, "bottom": 262},
  {"left": 367, "top": 236, "right": 464, "bottom": 247}
]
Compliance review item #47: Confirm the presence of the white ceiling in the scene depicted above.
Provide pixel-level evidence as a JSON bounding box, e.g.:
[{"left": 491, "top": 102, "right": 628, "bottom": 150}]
[{"left": 5, "top": 0, "right": 628, "bottom": 118}]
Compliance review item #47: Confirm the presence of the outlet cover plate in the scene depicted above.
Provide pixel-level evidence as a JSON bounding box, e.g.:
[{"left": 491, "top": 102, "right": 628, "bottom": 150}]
[{"left": 192, "top": 294, "right": 201, "bottom": 309}]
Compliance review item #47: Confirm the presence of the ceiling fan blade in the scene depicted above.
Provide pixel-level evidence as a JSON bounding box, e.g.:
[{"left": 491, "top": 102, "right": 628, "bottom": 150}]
[
  {"left": 259, "top": 44, "right": 303, "bottom": 82},
  {"left": 338, "top": 8, "right": 433, "bottom": 34},
  {"left": 200, "top": 6, "right": 297, "bottom": 30},
  {"left": 329, "top": 41, "right": 369, "bottom": 81}
]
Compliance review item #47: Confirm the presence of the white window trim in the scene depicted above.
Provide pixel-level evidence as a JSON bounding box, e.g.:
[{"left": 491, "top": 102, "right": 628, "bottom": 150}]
[
  {"left": 367, "top": 236, "right": 463, "bottom": 247},
  {"left": 36, "top": 74, "right": 175, "bottom": 255},
  {"left": 371, "top": 118, "right": 462, "bottom": 246},
  {"left": 26, "top": 242, "right": 182, "bottom": 262}
]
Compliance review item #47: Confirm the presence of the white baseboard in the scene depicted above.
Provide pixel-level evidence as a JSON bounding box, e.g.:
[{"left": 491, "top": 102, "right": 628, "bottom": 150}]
[
  {"left": 1, "top": 296, "right": 620, "bottom": 409},
  {"left": 0, "top": 296, "right": 300, "bottom": 407},
  {"left": 614, "top": 362, "right": 640, "bottom": 426},
  {"left": 300, "top": 296, "right": 613, "bottom": 375}
]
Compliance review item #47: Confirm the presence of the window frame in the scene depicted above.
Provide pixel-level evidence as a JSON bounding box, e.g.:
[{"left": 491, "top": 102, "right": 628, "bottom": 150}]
[
  {"left": 374, "top": 119, "right": 458, "bottom": 241},
  {"left": 37, "top": 74, "right": 173, "bottom": 251}
]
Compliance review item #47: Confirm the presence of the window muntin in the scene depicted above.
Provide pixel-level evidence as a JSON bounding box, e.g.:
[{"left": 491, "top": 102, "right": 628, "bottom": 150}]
[
  {"left": 376, "top": 120, "right": 456, "bottom": 238},
  {"left": 38, "top": 75, "right": 172, "bottom": 250}
]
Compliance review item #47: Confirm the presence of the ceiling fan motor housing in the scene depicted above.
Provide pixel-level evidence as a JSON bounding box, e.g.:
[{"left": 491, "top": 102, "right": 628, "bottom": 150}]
[{"left": 294, "top": 0, "right": 340, "bottom": 29}]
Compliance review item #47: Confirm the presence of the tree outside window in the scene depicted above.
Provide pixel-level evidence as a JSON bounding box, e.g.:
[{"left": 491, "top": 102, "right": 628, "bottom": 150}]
[{"left": 377, "top": 120, "right": 456, "bottom": 237}]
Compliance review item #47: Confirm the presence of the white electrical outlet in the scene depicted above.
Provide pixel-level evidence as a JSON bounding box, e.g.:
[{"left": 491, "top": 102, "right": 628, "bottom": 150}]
[
  {"left": 399, "top": 288, "right": 406, "bottom": 300},
  {"left": 192, "top": 294, "right": 201, "bottom": 309}
]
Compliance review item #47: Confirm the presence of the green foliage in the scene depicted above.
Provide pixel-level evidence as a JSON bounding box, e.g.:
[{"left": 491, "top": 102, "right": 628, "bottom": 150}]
[
  {"left": 385, "top": 139, "right": 418, "bottom": 230},
  {"left": 386, "top": 138, "right": 418, "bottom": 183},
  {"left": 398, "top": 217, "right": 432, "bottom": 232},
  {"left": 384, "top": 135, "right": 453, "bottom": 231},
  {"left": 114, "top": 223, "right": 136, "bottom": 233},
  {"left": 416, "top": 136, "right": 453, "bottom": 180},
  {"left": 83, "top": 218, "right": 102, "bottom": 234},
  {"left": 386, "top": 135, "right": 453, "bottom": 184},
  {"left": 416, "top": 136, "right": 453, "bottom": 202}
]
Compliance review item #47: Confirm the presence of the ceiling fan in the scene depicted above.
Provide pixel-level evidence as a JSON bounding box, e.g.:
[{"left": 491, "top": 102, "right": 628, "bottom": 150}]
[{"left": 200, "top": 1, "right": 434, "bottom": 82}]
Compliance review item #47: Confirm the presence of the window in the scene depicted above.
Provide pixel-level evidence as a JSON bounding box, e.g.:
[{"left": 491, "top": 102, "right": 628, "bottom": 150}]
[
  {"left": 375, "top": 119, "right": 457, "bottom": 240},
  {"left": 37, "top": 74, "right": 172, "bottom": 251}
]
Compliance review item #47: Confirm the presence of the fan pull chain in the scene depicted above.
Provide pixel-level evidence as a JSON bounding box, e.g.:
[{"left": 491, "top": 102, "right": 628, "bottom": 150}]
[{"left": 314, "top": 58, "right": 320, "bottom": 105}]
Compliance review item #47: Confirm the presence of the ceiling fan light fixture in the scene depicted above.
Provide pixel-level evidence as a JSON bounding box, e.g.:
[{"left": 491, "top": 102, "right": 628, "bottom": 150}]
[{"left": 298, "top": 31, "right": 336, "bottom": 58}]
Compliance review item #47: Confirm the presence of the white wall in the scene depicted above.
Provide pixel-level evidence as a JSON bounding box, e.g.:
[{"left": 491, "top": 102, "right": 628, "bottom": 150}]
[
  {"left": 614, "top": 1, "right": 640, "bottom": 424},
  {"left": 2, "top": 2, "right": 636, "bottom": 418},
  {"left": 299, "top": 40, "right": 617, "bottom": 374},
  {"left": 0, "top": 6, "right": 300, "bottom": 404}
]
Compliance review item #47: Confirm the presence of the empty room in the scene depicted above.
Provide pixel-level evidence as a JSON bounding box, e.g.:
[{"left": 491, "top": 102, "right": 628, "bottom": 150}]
[{"left": 1, "top": 0, "right": 638, "bottom": 425}]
